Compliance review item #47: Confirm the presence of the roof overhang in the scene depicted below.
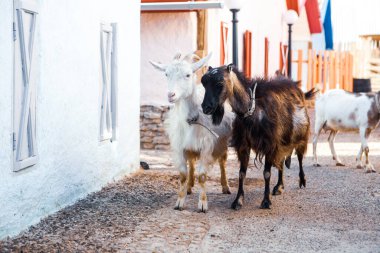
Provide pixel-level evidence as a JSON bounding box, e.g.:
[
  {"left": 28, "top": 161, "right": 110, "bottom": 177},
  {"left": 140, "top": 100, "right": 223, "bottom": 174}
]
[{"left": 141, "top": 1, "right": 224, "bottom": 11}]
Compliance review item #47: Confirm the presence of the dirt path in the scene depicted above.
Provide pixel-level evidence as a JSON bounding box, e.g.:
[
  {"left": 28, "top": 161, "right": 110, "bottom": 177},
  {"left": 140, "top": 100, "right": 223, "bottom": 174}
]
[{"left": 1, "top": 129, "right": 380, "bottom": 252}]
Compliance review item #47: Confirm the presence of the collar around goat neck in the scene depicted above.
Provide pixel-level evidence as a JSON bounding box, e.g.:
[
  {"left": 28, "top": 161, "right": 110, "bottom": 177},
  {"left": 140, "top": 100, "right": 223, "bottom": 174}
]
[
  {"left": 187, "top": 118, "right": 219, "bottom": 139},
  {"left": 228, "top": 72, "right": 257, "bottom": 118},
  {"left": 243, "top": 82, "right": 258, "bottom": 118}
]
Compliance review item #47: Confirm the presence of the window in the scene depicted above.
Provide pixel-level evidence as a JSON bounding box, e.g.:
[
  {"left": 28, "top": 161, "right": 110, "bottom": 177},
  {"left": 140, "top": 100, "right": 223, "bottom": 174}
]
[
  {"left": 13, "top": 0, "right": 39, "bottom": 171},
  {"left": 99, "top": 23, "right": 118, "bottom": 142}
]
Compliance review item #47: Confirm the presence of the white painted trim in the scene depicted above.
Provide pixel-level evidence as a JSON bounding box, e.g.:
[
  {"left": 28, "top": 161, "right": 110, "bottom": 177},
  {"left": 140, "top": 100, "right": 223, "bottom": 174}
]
[
  {"left": 13, "top": 0, "right": 38, "bottom": 172},
  {"left": 14, "top": 0, "right": 39, "bottom": 13},
  {"left": 99, "top": 22, "right": 118, "bottom": 143},
  {"left": 141, "top": 1, "right": 224, "bottom": 11},
  {"left": 110, "top": 23, "right": 118, "bottom": 142},
  {"left": 14, "top": 155, "right": 38, "bottom": 172},
  {"left": 101, "top": 23, "right": 112, "bottom": 33}
]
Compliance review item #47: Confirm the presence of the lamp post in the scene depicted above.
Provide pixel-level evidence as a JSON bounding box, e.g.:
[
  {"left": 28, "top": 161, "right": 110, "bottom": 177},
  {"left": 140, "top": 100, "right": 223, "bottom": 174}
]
[
  {"left": 284, "top": 10, "right": 298, "bottom": 79},
  {"left": 225, "top": 0, "right": 245, "bottom": 68}
]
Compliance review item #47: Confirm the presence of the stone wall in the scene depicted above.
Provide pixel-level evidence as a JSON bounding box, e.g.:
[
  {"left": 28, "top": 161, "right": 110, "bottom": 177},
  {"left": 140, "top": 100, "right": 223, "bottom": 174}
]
[{"left": 140, "top": 105, "right": 171, "bottom": 150}]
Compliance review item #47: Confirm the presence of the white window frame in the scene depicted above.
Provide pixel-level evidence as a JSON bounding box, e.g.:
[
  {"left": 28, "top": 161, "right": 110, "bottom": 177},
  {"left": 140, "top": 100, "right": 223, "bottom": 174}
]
[
  {"left": 99, "top": 22, "right": 118, "bottom": 142},
  {"left": 12, "top": 0, "right": 39, "bottom": 171}
]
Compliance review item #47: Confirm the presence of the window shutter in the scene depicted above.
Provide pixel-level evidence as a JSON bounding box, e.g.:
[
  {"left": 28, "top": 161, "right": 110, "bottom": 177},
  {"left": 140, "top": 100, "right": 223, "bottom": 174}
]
[
  {"left": 99, "top": 23, "right": 118, "bottom": 142},
  {"left": 13, "top": 0, "right": 39, "bottom": 171},
  {"left": 220, "top": 22, "right": 229, "bottom": 66}
]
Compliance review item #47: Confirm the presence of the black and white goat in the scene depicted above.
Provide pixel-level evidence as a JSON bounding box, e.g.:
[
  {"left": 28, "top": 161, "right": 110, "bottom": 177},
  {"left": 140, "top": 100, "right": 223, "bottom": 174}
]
[
  {"left": 313, "top": 89, "right": 380, "bottom": 173},
  {"left": 201, "top": 65, "right": 317, "bottom": 209}
]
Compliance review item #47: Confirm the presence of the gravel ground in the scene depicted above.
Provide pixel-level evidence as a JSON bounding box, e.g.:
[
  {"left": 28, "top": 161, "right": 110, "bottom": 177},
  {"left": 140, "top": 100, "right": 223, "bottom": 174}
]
[{"left": 1, "top": 111, "right": 380, "bottom": 252}]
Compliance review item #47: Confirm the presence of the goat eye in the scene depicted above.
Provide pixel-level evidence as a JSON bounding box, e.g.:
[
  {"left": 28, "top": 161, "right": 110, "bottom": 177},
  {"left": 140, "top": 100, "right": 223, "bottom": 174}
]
[{"left": 186, "top": 74, "right": 191, "bottom": 78}]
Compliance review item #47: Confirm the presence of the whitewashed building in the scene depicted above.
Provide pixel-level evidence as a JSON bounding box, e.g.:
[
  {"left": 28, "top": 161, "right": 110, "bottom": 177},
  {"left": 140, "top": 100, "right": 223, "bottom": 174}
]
[{"left": 0, "top": 0, "right": 141, "bottom": 238}]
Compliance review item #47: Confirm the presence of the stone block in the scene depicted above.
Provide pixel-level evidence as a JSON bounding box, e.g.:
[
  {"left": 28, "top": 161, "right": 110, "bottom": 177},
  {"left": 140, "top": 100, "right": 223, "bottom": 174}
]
[
  {"left": 155, "top": 144, "right": 171, "bottom": 151},
  {"left": 144, "top": 111, "right": 161, "bottom": 119},
  {"left": 141, "top": 136, "right": 153, "bottom": 143},
  {"left": 142, "top": 142, "right": 154, "bottom": 149},
  {"left": 153, "top": 136, "right": 170, "bottom": 145}
]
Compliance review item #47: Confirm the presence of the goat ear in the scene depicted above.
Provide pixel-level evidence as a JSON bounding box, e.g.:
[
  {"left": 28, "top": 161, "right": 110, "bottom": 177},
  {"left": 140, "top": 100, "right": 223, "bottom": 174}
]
[
  {"left": 183, "top": 53, "right": 201, "bottom": 63},
  {"left": 191, "top": 52, "right": 213, "bottom": 72},
  {"left": 227, "top": 63, "right": 234, "bottom": 73},
  {"left": 149, "top": 60, "right": 167, "bottom": 72}
]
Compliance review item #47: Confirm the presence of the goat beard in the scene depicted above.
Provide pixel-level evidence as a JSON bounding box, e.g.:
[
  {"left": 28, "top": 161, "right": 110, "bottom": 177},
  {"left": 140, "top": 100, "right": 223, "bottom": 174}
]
[{"left": 212, "top": 105, "right": 224, "bottom": 125}]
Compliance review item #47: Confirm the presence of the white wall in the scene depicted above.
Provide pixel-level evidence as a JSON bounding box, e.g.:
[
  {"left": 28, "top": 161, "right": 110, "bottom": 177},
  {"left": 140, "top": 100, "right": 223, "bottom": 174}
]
[
  {"left": 207, "top": 0, "right": 287, "bottom": 77},
  {"left": 0, "top": 0, "right": 140, "bottom": 239},
  {"left": 332, "top": 0, "right": 380, "bottom": 43},
  {"left": 140, "top": 12, "right": 197, "bottom": 106},
  {"left": 140, "top": 2, "right": 287, "bottom": 106}
]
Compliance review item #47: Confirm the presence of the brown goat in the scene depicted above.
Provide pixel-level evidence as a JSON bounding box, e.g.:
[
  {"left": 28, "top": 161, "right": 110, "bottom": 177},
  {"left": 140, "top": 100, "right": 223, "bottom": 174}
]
[{"left": 201, "top": 65, "right": 317, "bottom": 209}]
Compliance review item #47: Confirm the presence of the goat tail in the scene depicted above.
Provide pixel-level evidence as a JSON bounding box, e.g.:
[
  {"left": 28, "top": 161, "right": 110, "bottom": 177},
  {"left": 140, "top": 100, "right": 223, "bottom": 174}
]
[{"left": 304, "top": 87, "right": 319, "bottom": 100}]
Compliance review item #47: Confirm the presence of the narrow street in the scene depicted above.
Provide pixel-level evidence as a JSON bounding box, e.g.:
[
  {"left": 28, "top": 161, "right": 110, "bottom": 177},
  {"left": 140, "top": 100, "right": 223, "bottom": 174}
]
[{"left": 1, "top": 128, "right": 380, "bottom": 252}]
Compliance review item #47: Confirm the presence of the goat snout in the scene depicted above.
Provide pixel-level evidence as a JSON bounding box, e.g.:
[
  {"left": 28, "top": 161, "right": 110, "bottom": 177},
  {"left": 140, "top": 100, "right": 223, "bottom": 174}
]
[
  {"left": 168, "top": 92, "right": 176, "bottom": 103},
  {"left": 202, "top": 103, "right": 214, "bottom": 115}
]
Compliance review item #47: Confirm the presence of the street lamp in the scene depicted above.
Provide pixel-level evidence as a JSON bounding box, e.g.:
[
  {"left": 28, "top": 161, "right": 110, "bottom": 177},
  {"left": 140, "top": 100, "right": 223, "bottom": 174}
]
[
  {"left": 225, "top": 0, "right": 245, "bottom": 68},
  {"left": 284, "top": 10, "right": 298, "bottom": 79}
]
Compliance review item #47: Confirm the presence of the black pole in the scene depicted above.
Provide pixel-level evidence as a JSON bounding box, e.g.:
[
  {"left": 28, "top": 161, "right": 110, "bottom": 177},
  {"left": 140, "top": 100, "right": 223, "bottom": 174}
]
[
  {"left": 287, "top": 24, "right": 292, "bottom": 78},
  {"left": 231, "top": 9, "right": 239, "bottom": 68}
]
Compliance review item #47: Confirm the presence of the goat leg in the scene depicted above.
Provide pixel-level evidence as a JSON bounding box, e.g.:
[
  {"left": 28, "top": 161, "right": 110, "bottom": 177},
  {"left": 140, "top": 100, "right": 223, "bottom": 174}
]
[
  {"left": 174, "top": 171, "right": 188, "bottom": 211},
  {"left": 196, "top": 159, "right": 210, "bottom": 212},
  {"left": 313, "top": 122, "right": 324, "bottom": 167},
  {"left": 174, "top": 159, "right": 188, "bottom": 211},
  {"left": 187, "top": 159, "right": 195, "bottom": 194},
  {"left": 297, "top": 151, "right": 306, "bottom": 188},
  {"left": 219, "top": 153, "right": 231, "bottom": 194},
  {"left": 231, "top": 147, "right": 250, "bottom": 210},
  {"left": 356, "top": 146, "right": 364, "bottom": 169},
  {"left": 197, "top": 172, "right": 208, "bottom": 213},
  {"left": 328, "top": 130, "right": 344, "bottom": 166},
  {"left": 261, "top": 158, "right": 272, "bottom": 209},
  {"left": 363, "top": 147, "right": 376, "bottom": 173},
  {"left": 272, "top": 164, "right": 284, "bottom": 195},
  {"left": 361, "top": 128, "right": 376, "bottom": 173},
  {"left": 285, "top": 155, "right": 291, "bottom": 169}
]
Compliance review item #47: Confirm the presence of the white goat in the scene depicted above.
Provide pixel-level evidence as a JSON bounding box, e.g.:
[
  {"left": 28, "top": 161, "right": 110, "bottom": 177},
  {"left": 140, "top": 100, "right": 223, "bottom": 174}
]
[
  {"left": 313, "top": 89, "right": 380, "bottom": 173},
  {"left": 149, "top": 53, "right": 234, "bottom": 212}
]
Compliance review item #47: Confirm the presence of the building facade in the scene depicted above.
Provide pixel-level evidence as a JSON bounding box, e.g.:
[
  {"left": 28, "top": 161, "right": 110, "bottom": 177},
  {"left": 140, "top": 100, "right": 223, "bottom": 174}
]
[{"left": 0, "top": 0, "right": 141, "bottom": 238}]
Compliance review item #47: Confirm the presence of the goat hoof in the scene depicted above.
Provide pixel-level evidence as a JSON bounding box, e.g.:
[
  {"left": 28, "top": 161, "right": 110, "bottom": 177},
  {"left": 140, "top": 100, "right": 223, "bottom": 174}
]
[
  {"left": 198, "top": 201, "right": 208, "bottom": 213},
  {"left": 364, "top": 164, "right": 376, "bottom": 173},
  {"left": 174, "top": 206, "right": 184, "bottom": 211},
  {"left": 260, "top": 199, "right": 272, "bottom": 209},
  {"left": 231, "top": 201, "right": 242, "bottom": 210},
  {"left": 187, "top": 188, "right": 192, "bottom": 195},
  {"left": 336, "top": 162, "right": 345, "bottom": 166},
  {"left": 222, "top": 186, "right": 231, "bottom": 194},
  {"left": 313, "top": 163, "right": 321, "bottom": 167},
  {"left": 231, "top": 196, "right": 244, "bottom": 210},
  {"left": 272, "top": 185, "right": 284, "bottom": 195},
  {"left": 299, "top": 178, "right": 306, "bottom": 188},
  {"left": 174, "top": 198, "right": 185, "bottom": 211}
]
